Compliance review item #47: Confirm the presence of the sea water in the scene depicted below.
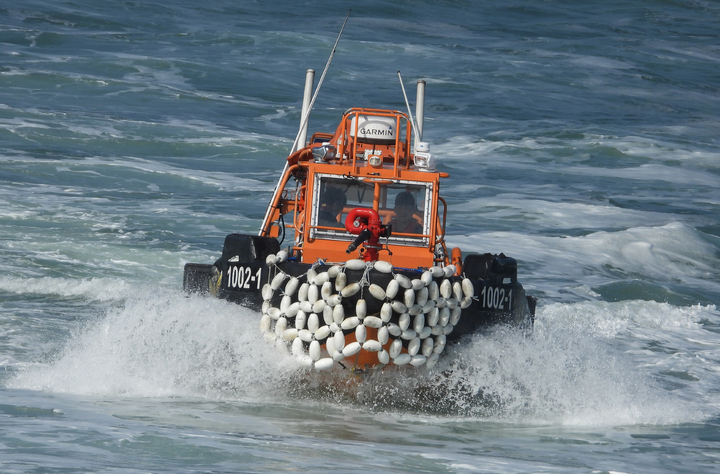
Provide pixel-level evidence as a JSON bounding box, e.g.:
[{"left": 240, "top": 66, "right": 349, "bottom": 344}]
[{"left": 2, "top": 0, "right": 720, "bottom": 472}]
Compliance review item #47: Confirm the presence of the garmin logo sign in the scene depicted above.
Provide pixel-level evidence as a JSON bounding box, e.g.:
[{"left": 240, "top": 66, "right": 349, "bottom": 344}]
[
  {"left": 360, "top": 127, "right": 393, "bottom": 137},
  {"left": 350, "top": 115, "right": 396, "bottom": 141}
]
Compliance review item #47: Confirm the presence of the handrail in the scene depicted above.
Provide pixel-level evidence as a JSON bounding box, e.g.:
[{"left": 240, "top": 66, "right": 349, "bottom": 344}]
[{"left": 259, "top": 164, "right": 301, "bottom": 237}]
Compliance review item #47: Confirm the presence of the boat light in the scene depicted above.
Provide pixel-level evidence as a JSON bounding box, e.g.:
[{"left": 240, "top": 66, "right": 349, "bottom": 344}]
[
  {"left": 413, "top": 142, "right": 436, "bottom": 170},
  {"left": 368, "top": 154, "right": 383, "bottom": 168},
  {"left": 313, "top": 142, "right": 337, "bottom": 162}
]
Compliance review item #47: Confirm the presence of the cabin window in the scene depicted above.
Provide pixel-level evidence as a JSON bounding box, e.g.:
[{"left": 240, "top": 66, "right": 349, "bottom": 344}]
[{"left": 312, "top": 174, "right": 431, "bottom": 246}]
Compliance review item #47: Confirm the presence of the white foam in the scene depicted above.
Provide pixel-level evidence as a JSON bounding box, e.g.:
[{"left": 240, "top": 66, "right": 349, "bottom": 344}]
[
  {"left": 434, "top": 300, "right": 718, "bottom": 426},
  {"left": 0, "top": 276, "right": 131, "bottom": 303},
  {"left": 8, "top": 288, "right": 302, "bottom": 398},
  {"left": 451, "top": 222, "right": 719, "bottom": 300}
]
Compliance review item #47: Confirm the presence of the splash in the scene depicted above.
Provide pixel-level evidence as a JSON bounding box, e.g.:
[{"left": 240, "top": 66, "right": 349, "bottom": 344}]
[
  {"left": 9, "top": 285, "right": 717, "bottom": 426},
  {"left": 317, "top": 300, "right": 716, "bottom": 426},
  {"left": 9, "top": 288, "right": 303, "bottom": 398}
]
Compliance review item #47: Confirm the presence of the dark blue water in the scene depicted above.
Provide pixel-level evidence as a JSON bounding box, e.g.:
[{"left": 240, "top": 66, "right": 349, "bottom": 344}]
[{"left": 2, "top": 1, "right": 720, "bottom": 472}]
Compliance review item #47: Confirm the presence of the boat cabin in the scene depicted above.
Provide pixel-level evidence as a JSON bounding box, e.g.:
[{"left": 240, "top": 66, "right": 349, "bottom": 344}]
[{"left": 260, "top": 107, "right": 454, "bottom": 270}]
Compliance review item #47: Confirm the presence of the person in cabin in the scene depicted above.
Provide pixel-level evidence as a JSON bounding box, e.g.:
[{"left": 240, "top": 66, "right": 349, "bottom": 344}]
[
  {"left": 317, "top": 186, "right": 347, "bottom": 227},
  {"left": 391, "top": 191, "right": 423, "bottom": 234}
]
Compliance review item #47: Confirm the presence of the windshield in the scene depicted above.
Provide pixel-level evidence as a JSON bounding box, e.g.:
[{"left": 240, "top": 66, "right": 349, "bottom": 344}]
[{"left": 312, "top": 175, "right": 431, "bottom": 244}]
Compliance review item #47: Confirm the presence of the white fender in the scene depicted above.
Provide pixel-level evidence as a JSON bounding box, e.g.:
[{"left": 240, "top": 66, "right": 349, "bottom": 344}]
[
  {"left": 315, "top": 271, "right": 330, "bottom": 285},
  {"left": 334, "top": 331, "right": 345, "bottom": 351},
  {"left": 394, "top": 273, "right": 412, "bottom": 289},
  {"left": 335, "top": 271, "right": 347, "bottom": 291},
  {"left": 274, "top": 317, "right": 287, "bottom": 335},
  {"left": 408, "top": 337, "right": 420, "bottom": 356},
  {"left": 261, "top": 284, "right": 273, "bottom": 302},
  {"left": 362, "top": 340, "right": 382, "bottom": 352},
  {"left": 342, "top": 341, "right": 361, "bottom": 357},
  {"left": 321, "top": 281, "right": 333, "bottom": 300},
  {"left": 421, "top": 338, "right": 434, "bottom": 357},
  {"left": 450, "top": 306, "right": 462, "bottom": 326},
  {"left": 307, "top": 313, "right": 319, "bottom": 333},
  {"left": 378, "top": 326, "right": 389, "bottom": 345},
  {"left": 380, "top": 302, "right": 393, "bottom": 322},
  {"left": 340, "top": 282, "right": 360, "bottom": 298},
  {"left": 413, "top": 313, "right": 425, "bottom": 333},
  {"left": 368, "top": 284, "right": 386, "bottom": 301},
  {"left": 285, "top": 302, "right": 300, "bottom": 318},
  {"left": 267, "top": 307, "right": 281, "bottom": 321},
  {"left": 453, "top": 281, "right": 463, "bottom": 301},
  {"left": 426, "top": 352, "right": 439, "bottom": 369},
  {"left": 345, "top": 259, "right": 366, "bottom": 270},
  {"left": 403, "top": 288, "right": 415, "bottom": 308},
  {"left": 340, "top": 316, "right": 360, "bottom": 330},
  {"left": 355, "top": 324, "right": 367, "bottom": 343},
  {"left": 315, "top": 358, "right": 334, "bottom": 371},
  {"left": 332, "top": 305, "right": 345, "bottom": 325},
  {"left": 434, "top": 334, "right": 446, "bottom": 354},
  {"left": 356, "top": 299, "right": 367, "bottom": 319},
  {"left": 322, "top": 305, "right": 333, "bottom": 325},
  {"left": 363, "top": 316, "right": 383, "bottom": 329},
  {"left": 385, "top": 279, "right": 400, "bottom": 300},
  {"left": 462, "top": 278, "right": 474, "bottom": 298},
  {"left": 443, "top": 265, "right": 456, "bottom": 278},
  {"left": 299, "top": 300, "right": 313, "bottom": 314},
  {"left": 285, "top": 277, "right": 300, "bottom": 296},
  {"left": 326, "top": 294, "right": 342, "bottom": 307},
  {"left": 389, "top": 339, "right": 403, "bottom": 359},
  {"left": 327, "top": 265, "right": 342, "bottom": 278},
  {"left": 291, "top": 337, "right": 304, "bottom": 357},
  {"left": 309, "top": 340, "right": 321, "bottom": 361},
  {"left": 298, "top": 329, "right": 313, "bottom": 342},
  {"left": 307, "top": 284, "right": 319, "bottom": 304},
  {"left": 387, "top": 323, "right": 402, "bottom": 337},
  {"left": 373, "top": 260, "right": 393, "bottom": 273},
  {"left": 391, "top": 301, "right": 407, "bottom": 314},
  {"left": 426, "top": 307, "right": 439, "bottom": 327},
  {"left": 312, "top": 299, "right": 326, "bottom": 314},
  {"left": 260, "top": 314, "right": 271, "bottom": 332},
  {"left": 295, "top": 310, "right": 307, "bottom": 330},
  {"left": 409, "top": 355, "right": 427, "bottom": 367},
  {"left": 314, "top": 325, "right": 331, "bottom": 341},
  {"left": 398, "top": 313, "right": 411, "bottom": 331},
  {"left": 439, "top": 306, "right": 451, "bottom": 326},
  {"left": 440, "top": 279, "right": 452, "bottom": 299},
  {"left": 416, "top": 287, "right": 429, "bottom": 307},
  {"left": 271, "top": 272, "right": 286, "bottom": 290},
  {"left": 428, "top": 281, "right": 439, "bottom": 300},
  {"left": 298, "top": 283, "right": 309, "bottom": 302}
]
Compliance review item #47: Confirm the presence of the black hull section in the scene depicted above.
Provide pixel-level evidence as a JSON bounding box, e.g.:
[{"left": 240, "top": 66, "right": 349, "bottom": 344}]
[{"left": 183, "top": 234, "right": 535, "bottom": 340}]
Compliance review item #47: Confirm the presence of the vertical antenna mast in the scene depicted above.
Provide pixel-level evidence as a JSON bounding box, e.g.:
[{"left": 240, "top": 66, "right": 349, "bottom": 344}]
[
  {"left": 397, "top": 71, "right": 421, "bottom": 149},
  {"left": 260, "top": 10, "right": 351, "bottom": 236}
]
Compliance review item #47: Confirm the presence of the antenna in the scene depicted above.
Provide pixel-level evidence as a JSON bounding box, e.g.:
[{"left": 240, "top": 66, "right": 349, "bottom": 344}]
[
  {"left": 291, "top": 10, "right": 351, "bottom": 153},
  {"left": 397, "top": 71, "right": 421, "bottom": 148},
  {"left": 260, "top": 11, "right": 351, "bottom": 236}
]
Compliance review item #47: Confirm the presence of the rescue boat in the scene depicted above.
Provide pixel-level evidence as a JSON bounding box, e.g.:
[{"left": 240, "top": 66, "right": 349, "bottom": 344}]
[{"left": 183, "top": 72, "right": 536, "bottom": 374}]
